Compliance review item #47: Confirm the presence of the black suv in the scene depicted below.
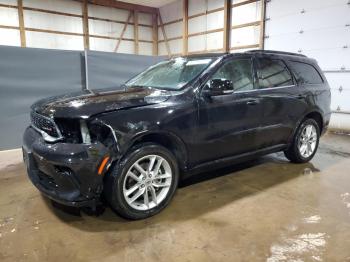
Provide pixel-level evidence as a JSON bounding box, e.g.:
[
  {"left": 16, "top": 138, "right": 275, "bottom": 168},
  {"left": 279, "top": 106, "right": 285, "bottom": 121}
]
[{"left": 23, "top": 50, "right": 331, "bottom": 219}]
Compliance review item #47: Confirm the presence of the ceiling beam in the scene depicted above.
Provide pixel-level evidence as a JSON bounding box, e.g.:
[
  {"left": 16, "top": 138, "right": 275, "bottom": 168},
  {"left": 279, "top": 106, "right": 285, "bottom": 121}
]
[{"left": 74, "top": 0, "right": 157, "bottom": 14}]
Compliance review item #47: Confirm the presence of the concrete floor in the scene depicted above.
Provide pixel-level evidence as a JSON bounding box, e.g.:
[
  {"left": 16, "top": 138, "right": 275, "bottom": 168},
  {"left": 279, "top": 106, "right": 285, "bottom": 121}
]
[{"left": 0, "top": 133, "right": 350, "bottom": 262}]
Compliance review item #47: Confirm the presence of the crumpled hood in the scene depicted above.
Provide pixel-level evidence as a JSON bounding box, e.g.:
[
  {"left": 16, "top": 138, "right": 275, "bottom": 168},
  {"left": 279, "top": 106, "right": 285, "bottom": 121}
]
[{"left": 31, "top": 87, "right": 170, "bottom": 119}]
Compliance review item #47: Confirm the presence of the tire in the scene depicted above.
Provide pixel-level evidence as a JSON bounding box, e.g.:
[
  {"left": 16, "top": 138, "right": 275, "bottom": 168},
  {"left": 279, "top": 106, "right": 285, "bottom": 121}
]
[
  {"left": 104, "top": 143, "right": 179, "bottom": 220},
  {"left": 284, "top": 118, "right": 320, "bottom": 163}
]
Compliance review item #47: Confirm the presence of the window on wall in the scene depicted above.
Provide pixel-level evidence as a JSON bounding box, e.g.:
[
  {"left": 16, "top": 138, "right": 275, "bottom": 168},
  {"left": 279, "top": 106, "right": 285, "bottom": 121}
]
[
  {"left": 210, "top": 58, "right": 254, "bottom": 92},
  {"left": 256, "top": 58, "right": 293, "bottom": 88},
  {"left": 288, "top": 61, "right": 323, "bottom": 85}
]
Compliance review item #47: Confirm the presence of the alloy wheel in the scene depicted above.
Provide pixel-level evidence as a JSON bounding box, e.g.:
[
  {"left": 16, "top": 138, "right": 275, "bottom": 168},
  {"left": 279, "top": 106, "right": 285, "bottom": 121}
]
[
  {"left": 298, "top": 124, "right": 317, "bottom": 158},
  {"left": 122, "top": 154, "right": 172, "bottom": 211}
]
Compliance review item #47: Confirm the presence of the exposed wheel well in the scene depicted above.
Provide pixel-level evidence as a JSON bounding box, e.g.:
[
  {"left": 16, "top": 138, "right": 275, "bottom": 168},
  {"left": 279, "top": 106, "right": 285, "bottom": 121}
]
[
  {"left": 304, "top": 111, "right": 323, "bottom": 133},
  {"left": 131, "top": 133, "right": 187, "bottom": 171}
]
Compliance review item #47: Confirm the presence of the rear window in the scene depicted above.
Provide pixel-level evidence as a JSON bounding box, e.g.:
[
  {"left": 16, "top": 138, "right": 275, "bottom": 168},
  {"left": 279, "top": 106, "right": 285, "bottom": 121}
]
[
  {"left": 256, "top": 58, "right": 294, "bottom": 89},
  {"left": 289, "top": 61, "right": 323, "bottom": 84}
]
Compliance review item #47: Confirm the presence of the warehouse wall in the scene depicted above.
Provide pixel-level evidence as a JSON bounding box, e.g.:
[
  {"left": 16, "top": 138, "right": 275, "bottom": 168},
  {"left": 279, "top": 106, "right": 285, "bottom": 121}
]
[
  {"left": 0, "top": 45, "right": 164, "bottom": 150},
  {"left": 0, "top": 0, "right": 154, "bottom": 54},
  {"left": 157, "top": 0, "right": 264, "bottom": 56},
  {"left": 264, "top": 0, "right": 350, "bottom": 131}
]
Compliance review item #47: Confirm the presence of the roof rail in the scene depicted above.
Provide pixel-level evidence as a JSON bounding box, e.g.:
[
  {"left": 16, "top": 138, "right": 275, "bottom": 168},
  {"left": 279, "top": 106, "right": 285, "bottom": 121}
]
[{"left": 246, "top": 49, "right": 307, "bottom": 57}]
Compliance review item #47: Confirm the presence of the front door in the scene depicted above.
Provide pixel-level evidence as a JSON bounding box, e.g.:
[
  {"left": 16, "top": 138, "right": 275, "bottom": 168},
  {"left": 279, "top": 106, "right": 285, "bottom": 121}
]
[{"left": 194, "top": 57, "right": 263, "bottom": 165}]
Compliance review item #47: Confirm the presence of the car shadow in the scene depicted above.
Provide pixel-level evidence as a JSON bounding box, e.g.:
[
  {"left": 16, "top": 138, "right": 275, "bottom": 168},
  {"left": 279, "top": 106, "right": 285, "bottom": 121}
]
[{"left": 43, "top": 152, "right": 320, "bottom": 232}]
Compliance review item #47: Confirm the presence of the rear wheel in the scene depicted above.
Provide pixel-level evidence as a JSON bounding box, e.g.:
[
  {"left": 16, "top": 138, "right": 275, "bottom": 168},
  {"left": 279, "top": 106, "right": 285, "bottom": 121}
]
[
  {"left": 284, "top": 118, "right": 320, "bottom": 163},
  {"left": 104, "top": 143, "right": 179, "bottom": 220}
]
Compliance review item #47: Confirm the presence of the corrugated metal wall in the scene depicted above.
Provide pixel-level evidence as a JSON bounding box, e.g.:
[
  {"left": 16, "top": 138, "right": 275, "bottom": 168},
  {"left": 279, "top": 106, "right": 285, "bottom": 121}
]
[{"left": 264, "top": 0, "right": 350, "bottom": 131}]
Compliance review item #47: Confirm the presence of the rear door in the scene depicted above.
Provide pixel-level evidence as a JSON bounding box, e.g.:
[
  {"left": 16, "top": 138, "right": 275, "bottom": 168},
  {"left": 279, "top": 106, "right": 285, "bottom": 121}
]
[{"left": 254, "top": 55, "right": 307, "bottom": 147}]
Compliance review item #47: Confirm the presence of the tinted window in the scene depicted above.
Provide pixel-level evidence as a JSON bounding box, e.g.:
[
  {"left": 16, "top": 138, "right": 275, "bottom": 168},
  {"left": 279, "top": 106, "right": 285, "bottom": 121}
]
[
  {"left": 210, "top": 58, "right": 254, "bottom": 92},
  {"left": 256, "top": 58, "right": 293, "bottom": 88},
  {"left": 289, "top": 61, "right": 323, "bottom": 84},
  {"left": 126, "top": 57, "right": 214, "bottom": 90}
]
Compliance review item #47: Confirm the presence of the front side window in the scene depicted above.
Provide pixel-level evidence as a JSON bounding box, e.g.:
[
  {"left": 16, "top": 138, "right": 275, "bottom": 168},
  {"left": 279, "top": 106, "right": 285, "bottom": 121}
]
[
  {"left": 289, "top": 61, "right": 323, "bottom": 84},
  {"left": 256, "top": 58, "right": 293, "bottom": 89},
  {"left": 125, "top": 57, "right": 214, "bottom": 90},
  {"left": 208, "top": 58, "right": 254, "bottom": 92}
]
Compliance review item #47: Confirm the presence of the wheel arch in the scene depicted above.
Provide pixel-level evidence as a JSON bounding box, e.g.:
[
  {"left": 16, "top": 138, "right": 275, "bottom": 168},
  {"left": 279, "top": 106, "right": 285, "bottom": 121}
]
[
  {"left": 303, "top": 111, "right": 324, "bottom": 134},
  {"left": 126, "top": 131, "right": 188, "bottom": 171},
  {"left": 288, "top": 110, "right": 324, "bottom": 144}
]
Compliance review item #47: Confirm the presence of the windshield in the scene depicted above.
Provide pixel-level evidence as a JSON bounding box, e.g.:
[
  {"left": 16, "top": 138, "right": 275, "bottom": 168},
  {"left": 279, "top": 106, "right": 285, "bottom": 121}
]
[{"left": 125, "top": 57, "right": 214, "bottom": 90}]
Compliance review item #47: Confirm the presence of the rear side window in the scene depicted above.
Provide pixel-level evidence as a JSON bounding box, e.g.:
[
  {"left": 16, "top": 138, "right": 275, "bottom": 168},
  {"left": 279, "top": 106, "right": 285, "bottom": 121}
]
[
  {"left": 289, "top": 61, "right": 323, "bottom": 84},
  {"left": 256, "top": 58, "right": 293, "bottom": 89}
]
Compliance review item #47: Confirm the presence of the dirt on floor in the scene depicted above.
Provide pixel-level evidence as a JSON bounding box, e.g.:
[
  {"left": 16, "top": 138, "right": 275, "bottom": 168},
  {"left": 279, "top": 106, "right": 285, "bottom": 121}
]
[{"left": 0, "top": 133, "right": 350, "bottom": 262}]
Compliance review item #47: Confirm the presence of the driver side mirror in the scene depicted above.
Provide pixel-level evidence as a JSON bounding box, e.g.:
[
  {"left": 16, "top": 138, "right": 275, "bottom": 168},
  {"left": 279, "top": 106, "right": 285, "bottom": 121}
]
[{"left": 202, "top": 78, "right": 234, "bottom": 97}]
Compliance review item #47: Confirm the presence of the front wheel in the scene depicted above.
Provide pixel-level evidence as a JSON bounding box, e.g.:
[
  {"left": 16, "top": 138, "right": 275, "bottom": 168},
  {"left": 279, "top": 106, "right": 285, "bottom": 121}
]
[
  {"left": 104, "top": 143, "right": 179, "bottom": 220},
  {"left": 284, "top": 118, "right": 320, "bottom": 163}
]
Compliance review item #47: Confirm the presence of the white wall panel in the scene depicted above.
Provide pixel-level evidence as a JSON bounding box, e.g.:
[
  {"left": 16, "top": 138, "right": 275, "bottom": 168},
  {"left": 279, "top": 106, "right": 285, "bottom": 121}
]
[
  {"left": 325, "top": 73, "right": 350, "bottom": 112},
  {"left": 189, "top": 11, "right": 224, "bottom": 34},
  {"left": 189, "top": 0, "right": 224, "bottom": 15},
  {"left": 265, "top": 0, "right": 346, "bottom": 19},
  {"left": 0, "top": 0, "right": 17, "bottom": 4},
  {"left": 26, "top": 31, "right": 84, "bottom": 50},
  {"left": 139, "top": 42, "right": 153, "bottom": 55},
  {"left": 89, "top": 19, "right": 134, "bottom": 39},
  {"left": 158, "top": 42, "right": 166, "bottom": 55},
  {"left": 206, "top": 31, "right": 223, "bottom": 50},
  {"left": 207, "top": 0, "right": 224, "bottom": 11},
  {"left": 118, "top": 41, "right": 134, "bottom": 54},
  {"left": 158, "top": 27, "right": 163, "bottom": 41},
  {"left": 206, "top": 10, "right": 224, "bottom": 30},
  {"left": 0, "top": 7, "right": 18, "bottom": 26},
  {"left": 139, "top": 26, "right": 152, "bottom": 41},
  {"left": 164, "top": 21, "right": 183, "bottom": 38},
  {"left": 24, "top": 10, "right": 83, "bottom": 33},
  {"left": 158, "top": 39, "right": 182, "bottom": 55},
  {"left": 23, "top": 0, "right": 82, "bottom": 15},
  {"left": 89, "top": 37, "right": 115, "bottom": 52},
  {"left": 189, "top": 0, "right": 205, "bottom": 16},
  {"left": 159, "top": 0, "right": 182, "bottom": 23},
  {"left": 0, "top": 28, "right": 20, "bottom": 46},
  {"left": 169, "top": 39, "right": 182, "bottom": 54},
  {"left": 231, "top": 1, "right": 261, "bottom": 26},
  {"left": 89, "top": 37, "right": 134, "bottom": 53},
  {"left": 188, "top": 15, "right": 206, "bottom": 34},
  {"left": 188, "top": 35, "right": 205, "bottom": 52},
  {"left": 88, "top": 4, "right": 132, "bottom": 22},
  {"left": 138, "top": 12, "right": 152, "bottom": 25},
  {"left": 329, "top": 113, "right": 350, "bottom": 131},
  {"left": 265, "top": 0, "right": 350, "bottom": 130},
  {"left": 231, "top": 25, "right": 260, "bottom": 47}
]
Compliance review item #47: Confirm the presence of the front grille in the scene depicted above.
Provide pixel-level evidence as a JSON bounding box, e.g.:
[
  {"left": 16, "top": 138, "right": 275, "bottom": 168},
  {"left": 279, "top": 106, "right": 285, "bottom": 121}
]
[{"left": 30, "top": 111, "right": 60, "bottom": 138}]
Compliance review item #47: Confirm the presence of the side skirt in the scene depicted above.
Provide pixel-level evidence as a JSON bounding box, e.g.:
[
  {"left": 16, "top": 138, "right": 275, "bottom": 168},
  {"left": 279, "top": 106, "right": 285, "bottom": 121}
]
[{"left": 183, "top": 144, "right": 287, "bottom": 177}]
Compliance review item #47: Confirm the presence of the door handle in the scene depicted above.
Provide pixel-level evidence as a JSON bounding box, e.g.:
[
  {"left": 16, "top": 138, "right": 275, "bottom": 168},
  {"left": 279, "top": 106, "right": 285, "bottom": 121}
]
[
  {"left": 246, "top": 99, "right": 259, "bottom": 105},
  {"left": 297, "top": 94, "right": 306, "bottom": 100}
]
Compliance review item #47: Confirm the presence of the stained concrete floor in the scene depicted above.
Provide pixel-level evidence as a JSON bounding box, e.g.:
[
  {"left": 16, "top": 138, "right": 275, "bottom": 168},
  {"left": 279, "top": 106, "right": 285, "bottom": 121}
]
[{"left": 1, "top": 133, "right": 350, "bottom": 262}]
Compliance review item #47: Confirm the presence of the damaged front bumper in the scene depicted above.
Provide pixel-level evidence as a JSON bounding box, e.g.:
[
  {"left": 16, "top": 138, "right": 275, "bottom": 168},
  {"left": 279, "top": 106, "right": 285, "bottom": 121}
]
[{"left": 22, "top": 127, "right": 112, "bottom": 208}]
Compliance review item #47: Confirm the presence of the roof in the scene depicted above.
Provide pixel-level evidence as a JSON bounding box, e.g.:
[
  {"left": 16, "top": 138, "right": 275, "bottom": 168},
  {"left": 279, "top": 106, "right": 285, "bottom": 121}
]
[{"left": 179, "top": 50, "right": 307, "bottom": 59}]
